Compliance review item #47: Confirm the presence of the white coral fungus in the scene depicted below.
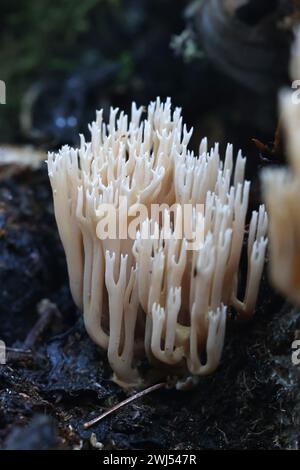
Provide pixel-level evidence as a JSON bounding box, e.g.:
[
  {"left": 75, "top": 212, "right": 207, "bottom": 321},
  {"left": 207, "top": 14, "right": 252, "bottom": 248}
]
[
  {"left": 48, "top": 98, "right": 267, "bottom": 387},
  {"left": 262, "top": 30, "right": 300, "bottom": 305}
]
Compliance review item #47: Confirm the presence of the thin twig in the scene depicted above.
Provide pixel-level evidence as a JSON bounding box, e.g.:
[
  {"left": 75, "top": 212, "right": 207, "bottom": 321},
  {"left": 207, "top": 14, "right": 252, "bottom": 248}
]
[
  {"left": 84, "top": 382, "right": 166, "bottom": 429},
  {"left": 6, "top": 347, "right": 32, "bottom": 355},
  {"left": 5, "top": 347, "right": 42, "bottom": 364},
  {"left": 23, "top": 299, "right": 61, "bottom": 350}
]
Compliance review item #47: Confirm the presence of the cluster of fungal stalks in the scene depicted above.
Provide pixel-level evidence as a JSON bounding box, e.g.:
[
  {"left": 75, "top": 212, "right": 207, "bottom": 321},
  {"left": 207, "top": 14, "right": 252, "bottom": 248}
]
[
  {"left": 262, "top": 32, "right": 300, "bottom": 305},
  {"left": 48, "top": 98, "right": 267, "bottom": 387}
]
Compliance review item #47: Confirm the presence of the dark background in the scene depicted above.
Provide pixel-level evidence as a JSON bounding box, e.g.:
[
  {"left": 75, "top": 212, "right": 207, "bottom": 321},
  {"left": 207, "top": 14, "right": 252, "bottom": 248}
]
[{"left": 0, "top": 0, "right": 296, "bottom": 157}]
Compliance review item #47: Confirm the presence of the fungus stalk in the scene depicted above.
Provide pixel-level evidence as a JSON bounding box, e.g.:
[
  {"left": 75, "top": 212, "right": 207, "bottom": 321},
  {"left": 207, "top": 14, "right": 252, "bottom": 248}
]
[{"left": 48, "top": 98, "right": 267, "bottom": 387}]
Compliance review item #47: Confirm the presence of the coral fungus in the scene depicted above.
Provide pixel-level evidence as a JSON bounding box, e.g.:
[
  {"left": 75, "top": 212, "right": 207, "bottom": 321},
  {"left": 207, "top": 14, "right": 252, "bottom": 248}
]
[
  {"left": 262, "top": 31, "right": 300, "bottom": 306},
  {"left": 48, "top": 98, "right": 267, "bottom": 387}
]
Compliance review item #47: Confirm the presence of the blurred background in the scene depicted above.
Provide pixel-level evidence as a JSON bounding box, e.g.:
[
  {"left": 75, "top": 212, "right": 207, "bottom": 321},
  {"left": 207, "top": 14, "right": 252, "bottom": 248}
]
[{"left": 1, "top": 0, "right": 298, "bottom": 159}]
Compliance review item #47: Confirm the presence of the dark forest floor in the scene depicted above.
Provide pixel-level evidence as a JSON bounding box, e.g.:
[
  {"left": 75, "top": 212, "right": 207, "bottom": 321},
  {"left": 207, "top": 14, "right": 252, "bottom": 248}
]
[{"left": 0, "top": 164, "right": 299, "bottom": 450}]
